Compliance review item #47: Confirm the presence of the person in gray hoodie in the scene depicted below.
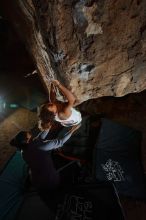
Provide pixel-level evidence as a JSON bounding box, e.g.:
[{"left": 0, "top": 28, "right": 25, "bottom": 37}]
[{"left": 10, "top": 123, "right": 80, "bottom": 192}]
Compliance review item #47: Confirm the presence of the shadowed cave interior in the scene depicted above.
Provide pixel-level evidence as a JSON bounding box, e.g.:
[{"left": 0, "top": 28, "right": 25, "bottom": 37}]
[{"left": 1, "top": 3, "right": 146, "bottom": 220}]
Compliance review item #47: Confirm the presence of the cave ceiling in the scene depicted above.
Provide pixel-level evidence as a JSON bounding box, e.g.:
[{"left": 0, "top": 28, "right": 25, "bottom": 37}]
[{"left": 0, "top": 0, "right": 146, "bottom": 104}]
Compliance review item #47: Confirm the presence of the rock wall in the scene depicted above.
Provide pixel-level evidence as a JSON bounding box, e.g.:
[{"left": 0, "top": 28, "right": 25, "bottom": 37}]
[
  {"left": 1, "top": 0, "right": 146, "bottom": 104},
  {"left": 0, "top": 108, "right": 37, "bottom": 169}
]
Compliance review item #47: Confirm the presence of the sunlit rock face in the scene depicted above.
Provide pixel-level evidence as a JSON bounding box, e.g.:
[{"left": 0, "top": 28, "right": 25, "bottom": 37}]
[{"left": 1, "top": 0, "right": 146, "bottom": 104}]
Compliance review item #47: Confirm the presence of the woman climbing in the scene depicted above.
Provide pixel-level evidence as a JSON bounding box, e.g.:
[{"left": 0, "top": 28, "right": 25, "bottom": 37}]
[{"left": 38, "top": 79, "right": 82, "bottom": 129}]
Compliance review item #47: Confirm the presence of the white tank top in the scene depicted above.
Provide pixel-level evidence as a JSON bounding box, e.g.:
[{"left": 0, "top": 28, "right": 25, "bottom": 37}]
[{"left": 54, "top": 108, "right": 82, "bottom": 127}]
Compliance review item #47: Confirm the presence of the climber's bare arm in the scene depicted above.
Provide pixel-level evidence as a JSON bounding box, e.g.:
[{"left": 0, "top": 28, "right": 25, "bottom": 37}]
[
  {"left": 50, "top": 83, "right": 57, "bottom": 103},
  {"left": 51, "top": 80, "right": 76, "bottom": 108}
]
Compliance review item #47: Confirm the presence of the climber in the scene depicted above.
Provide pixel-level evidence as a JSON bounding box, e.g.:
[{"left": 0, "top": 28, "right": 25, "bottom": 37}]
[{"left": 38, "top": 79, "right": 82, "bottom": 128}]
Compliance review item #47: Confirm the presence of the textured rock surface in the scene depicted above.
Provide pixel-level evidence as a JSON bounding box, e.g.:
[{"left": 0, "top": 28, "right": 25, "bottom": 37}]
[
  {"left": 1, "top": 0, "right": 146, "bottom": 103},
  {"left": 0, "top": 108, "right": 37, "bottom": 169}
]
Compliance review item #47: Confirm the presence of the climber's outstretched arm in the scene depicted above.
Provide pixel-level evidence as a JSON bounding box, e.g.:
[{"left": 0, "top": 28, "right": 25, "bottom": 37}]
[
  {"left": 49, "top": 83, "right": 57, "bottom": 103},
  {"left": 51, "top": 80, "right": 76, "bottom": 107}
]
